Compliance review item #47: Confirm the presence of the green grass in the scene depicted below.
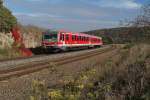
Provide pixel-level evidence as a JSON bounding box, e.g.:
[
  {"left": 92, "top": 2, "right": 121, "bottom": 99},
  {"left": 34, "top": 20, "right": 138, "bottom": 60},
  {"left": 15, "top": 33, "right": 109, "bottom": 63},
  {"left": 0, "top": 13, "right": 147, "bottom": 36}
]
[{"left": 0, "top": 48, "right": 22, "bottom": 60}]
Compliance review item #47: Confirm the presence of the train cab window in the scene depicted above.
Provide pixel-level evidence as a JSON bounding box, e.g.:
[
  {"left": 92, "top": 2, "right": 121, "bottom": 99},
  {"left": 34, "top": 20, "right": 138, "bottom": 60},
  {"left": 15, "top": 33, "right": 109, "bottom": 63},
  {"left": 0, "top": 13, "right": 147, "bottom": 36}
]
[
  {"left": 43, "top": 33, "right": 57, "bottom": 42},
  {"left": 43, "top": 30, "right": 58, "bottom": 42}
]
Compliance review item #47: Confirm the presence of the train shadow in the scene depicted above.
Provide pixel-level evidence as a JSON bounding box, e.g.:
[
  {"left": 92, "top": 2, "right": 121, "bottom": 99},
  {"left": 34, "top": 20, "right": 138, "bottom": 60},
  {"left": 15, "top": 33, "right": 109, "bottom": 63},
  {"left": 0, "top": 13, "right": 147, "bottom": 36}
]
[
  {"left": 30, "top": 46, "right": 65, "bottom": 55},
  {"left": 29, "top": 46, "right": 98, "bottom": 55},
  {"left": 29, "top": 46, "right": 51, "bottom": 55}
]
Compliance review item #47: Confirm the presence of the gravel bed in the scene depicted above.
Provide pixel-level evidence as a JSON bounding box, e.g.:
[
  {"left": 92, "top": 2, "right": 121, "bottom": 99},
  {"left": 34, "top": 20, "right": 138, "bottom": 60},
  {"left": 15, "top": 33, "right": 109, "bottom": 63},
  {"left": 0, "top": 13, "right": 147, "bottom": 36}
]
[{"left": 0, "top": 46, "right": 109, "bottom": 70}]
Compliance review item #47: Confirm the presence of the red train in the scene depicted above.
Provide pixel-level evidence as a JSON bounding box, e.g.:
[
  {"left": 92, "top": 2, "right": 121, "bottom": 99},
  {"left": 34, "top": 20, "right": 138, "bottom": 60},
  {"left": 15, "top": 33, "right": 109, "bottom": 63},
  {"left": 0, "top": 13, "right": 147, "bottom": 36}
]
[{"left": 42, "top": 29, "right": 103, "bottom": 51}]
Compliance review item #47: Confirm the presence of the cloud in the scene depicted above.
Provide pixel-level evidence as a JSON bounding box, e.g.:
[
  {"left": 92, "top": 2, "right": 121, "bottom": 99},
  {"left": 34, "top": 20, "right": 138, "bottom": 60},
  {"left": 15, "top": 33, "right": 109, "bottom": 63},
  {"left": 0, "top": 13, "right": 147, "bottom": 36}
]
[
  {"left": 26, "top": 0, "right": 41, "bottom": 1},
  {"left": 4, "top": 0, "right": 142, "bottom": 31},
  {"left": 84, "top": 0, "right": 142, "bottom": 9},
  {"left": 13, "top": 12, "right": 63, "bottom": 18},
  {"left": 107, "top": 0, "right": 142, "bottom": 9}
]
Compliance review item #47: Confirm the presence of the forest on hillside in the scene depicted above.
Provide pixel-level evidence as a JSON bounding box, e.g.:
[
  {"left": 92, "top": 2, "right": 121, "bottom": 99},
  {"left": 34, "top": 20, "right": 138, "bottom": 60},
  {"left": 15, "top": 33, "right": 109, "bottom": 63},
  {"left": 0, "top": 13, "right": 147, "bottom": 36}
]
[
  {"left": 85, "top": 26, "right": 150, "bottom": 44},
  {"left": 86, "top": 4, "right": 150, "bottom": 44}
]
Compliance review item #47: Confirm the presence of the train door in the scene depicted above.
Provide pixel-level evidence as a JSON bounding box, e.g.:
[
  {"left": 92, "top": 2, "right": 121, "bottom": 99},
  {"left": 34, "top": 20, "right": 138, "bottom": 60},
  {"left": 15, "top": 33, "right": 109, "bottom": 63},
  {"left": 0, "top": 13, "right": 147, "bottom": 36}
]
[{"left": 59, "top": 32, "right": 65, "bottom": 46}]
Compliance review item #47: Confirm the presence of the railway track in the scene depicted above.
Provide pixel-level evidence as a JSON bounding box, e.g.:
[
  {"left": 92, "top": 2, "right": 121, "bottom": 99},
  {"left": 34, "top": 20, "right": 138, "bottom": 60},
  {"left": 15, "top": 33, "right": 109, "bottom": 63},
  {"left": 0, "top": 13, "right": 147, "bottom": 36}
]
[
  {"left": 0, "top": 47, "right": 108, "bottom": 69},
  {"left": 0, "top": 45, "right": 116, "bottom": 81}
]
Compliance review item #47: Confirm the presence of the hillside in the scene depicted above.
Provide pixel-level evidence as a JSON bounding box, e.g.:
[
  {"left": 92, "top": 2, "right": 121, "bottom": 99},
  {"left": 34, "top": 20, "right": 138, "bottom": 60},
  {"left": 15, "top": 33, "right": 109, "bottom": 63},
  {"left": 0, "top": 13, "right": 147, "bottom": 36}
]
[
  {"left": 0, "top": 0, "right": 17, "bottom": 32},
  {"left": 19, "top": 24, "right": 46, "bottom": 48},
  {"left": 85, "top": 27, "right": 150, "bottom": 44}
]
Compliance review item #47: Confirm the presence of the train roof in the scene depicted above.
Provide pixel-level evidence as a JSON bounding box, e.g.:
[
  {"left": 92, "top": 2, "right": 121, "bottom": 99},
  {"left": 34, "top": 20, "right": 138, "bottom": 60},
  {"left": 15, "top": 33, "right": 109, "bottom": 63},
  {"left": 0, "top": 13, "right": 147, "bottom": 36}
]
[{"left": 43, "top": 29, "right": 102, "bottom": 39}]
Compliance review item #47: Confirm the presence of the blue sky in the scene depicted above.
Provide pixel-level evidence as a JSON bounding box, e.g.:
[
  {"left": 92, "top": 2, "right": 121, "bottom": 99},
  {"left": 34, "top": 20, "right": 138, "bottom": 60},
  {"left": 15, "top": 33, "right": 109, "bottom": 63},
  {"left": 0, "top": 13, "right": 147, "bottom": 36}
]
[{"left": 4, "top": 0, "right": 149, "bottom": 32}]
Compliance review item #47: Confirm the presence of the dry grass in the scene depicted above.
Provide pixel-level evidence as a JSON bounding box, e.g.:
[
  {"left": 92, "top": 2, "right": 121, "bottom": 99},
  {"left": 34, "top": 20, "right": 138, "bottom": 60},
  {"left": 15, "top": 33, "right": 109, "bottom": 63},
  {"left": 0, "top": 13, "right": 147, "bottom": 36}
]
[
  {"left": 81, "top": 44, "right": 150, "bottom": 100},
  {"left": 30, "top": 44, "right": 150, "bottom": 100},
  {"left": 0, "top": 48, "right": 22, "bottom": 60}
]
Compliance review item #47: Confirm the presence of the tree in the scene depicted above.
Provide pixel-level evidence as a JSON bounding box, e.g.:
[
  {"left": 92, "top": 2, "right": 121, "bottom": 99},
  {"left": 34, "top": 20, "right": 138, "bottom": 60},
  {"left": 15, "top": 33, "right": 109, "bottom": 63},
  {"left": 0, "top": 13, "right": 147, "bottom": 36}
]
[
  {"left": 133, "top": 4, "right": 150, "bottom": 27},
  {"left": 0, "top": 0, "right": 17, "bottom": 32},
  {"left": 0, "top": 0, "right": 3, "bottom": 5}
]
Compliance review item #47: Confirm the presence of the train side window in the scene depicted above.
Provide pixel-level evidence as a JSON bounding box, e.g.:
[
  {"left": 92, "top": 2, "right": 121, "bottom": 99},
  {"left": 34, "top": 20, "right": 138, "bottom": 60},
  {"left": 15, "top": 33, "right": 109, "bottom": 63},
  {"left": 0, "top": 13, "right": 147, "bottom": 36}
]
[
  {"left": 86, "top": 37, "right": 88, "bottom": 41},
  {"left": 82, "top": 36, "right": 83, "bottom": 41},
  {"left": 74, "top": 35, "right": 76, "bottom": 40},
  {"left": 72, "top": 35, "right": 74, "bottom": 41},
  {"left": 72, "top": 35, "right": 73, "bottom": 40},
  {"left": 75, "top": 35, "right": 76, "bottom": 41},
  {"left": 66, "top": 34, "right": 69, "bottom": 41},
  {"left": 78, "top": 36, "right": 79, "bottom": 41},
  {"left": 76, "top": 36, "right": 77, "bottom": 41},
  {"left": 87, "top": 37, "right": 89, "bottom": 41},
  {"left": 73, "top": 35, "right": 75, "bottom": 41},
  {"left": 80, "top": 36, "right": 82, "bottom": 41}
]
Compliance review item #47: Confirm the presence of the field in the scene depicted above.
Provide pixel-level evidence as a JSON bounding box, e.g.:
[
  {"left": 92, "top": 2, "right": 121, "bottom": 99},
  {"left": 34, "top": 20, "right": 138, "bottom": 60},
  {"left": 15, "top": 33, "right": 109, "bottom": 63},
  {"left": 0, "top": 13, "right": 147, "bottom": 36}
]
[
  {"left": 0, "top": 42, "right": 149, "bottom": 100},
  {"left": 28, "top": 44, "right": 150, "bottom": 100}
]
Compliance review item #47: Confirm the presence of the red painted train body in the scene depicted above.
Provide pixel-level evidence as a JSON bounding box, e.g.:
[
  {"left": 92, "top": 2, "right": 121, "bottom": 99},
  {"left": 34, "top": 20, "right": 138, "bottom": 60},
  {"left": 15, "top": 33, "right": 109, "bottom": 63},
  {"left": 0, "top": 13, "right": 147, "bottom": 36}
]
[{"left": 42, "top": 30, "right": 103, "bottom": 51}]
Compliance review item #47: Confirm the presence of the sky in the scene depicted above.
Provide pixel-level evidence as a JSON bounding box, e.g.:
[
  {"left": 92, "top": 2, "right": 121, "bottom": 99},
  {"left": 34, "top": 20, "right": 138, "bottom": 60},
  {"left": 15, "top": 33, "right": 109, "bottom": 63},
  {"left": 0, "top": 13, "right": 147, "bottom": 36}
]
[{"left": 3, "top": 0, "right": 149, "bottom": 32}]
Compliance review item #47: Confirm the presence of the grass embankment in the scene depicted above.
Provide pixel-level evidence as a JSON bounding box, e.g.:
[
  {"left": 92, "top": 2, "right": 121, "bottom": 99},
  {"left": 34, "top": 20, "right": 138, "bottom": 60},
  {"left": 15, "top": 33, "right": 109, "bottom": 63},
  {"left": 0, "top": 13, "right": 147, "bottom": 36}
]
[
  {"left": 0, "top": 48, "right": 22, "bottom": 60},
  {"left": 30, "top": 44, "right": 150, "bottom": 100}
]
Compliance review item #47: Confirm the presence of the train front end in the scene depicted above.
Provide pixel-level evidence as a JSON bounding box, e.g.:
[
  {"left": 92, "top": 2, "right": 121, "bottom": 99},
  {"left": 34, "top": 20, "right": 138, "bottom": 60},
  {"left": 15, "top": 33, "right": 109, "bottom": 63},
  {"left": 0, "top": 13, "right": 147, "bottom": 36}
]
[{"left": 42, "top": 30, "right": 60, "bottom": 51}]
